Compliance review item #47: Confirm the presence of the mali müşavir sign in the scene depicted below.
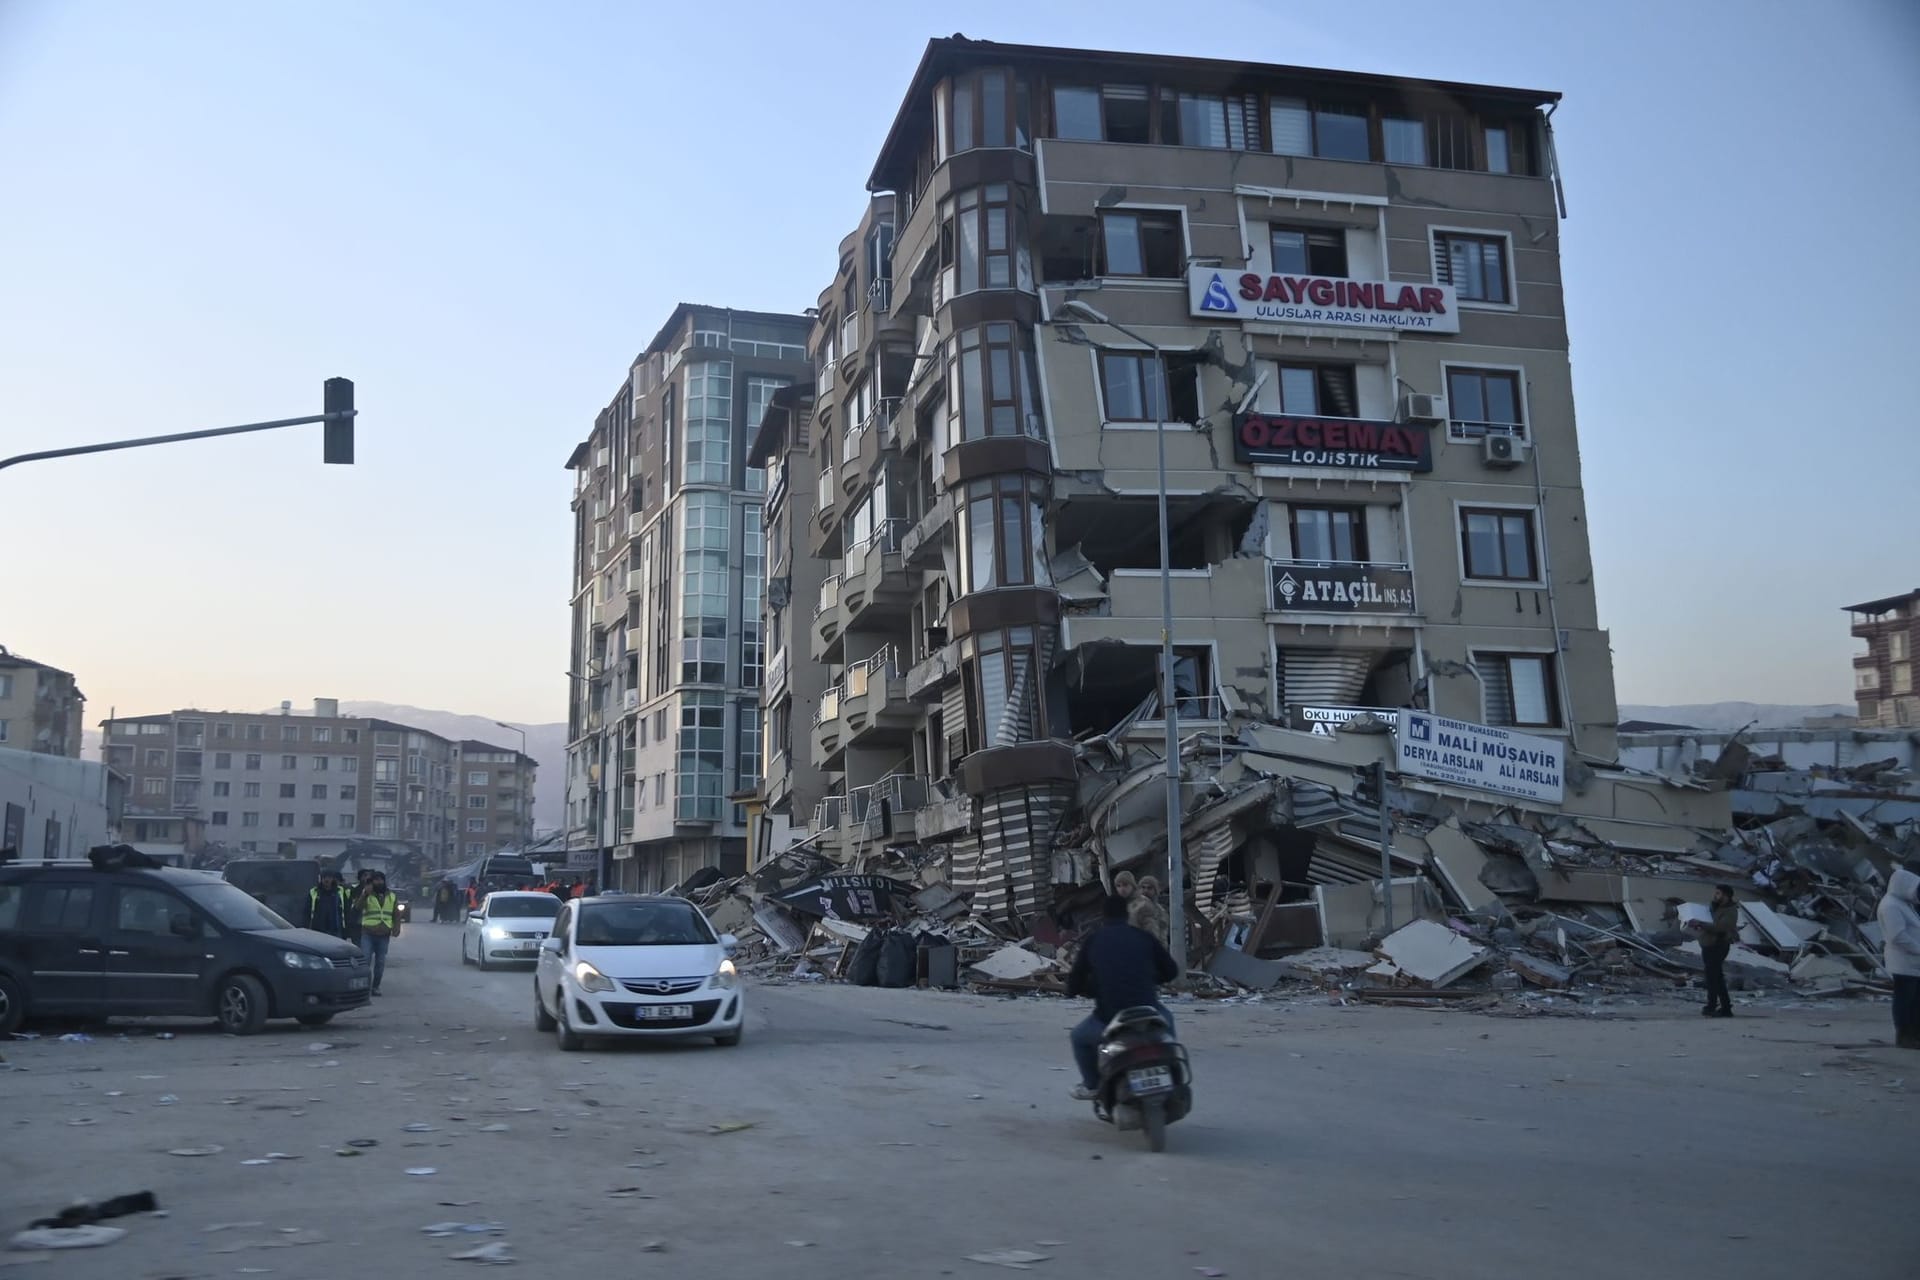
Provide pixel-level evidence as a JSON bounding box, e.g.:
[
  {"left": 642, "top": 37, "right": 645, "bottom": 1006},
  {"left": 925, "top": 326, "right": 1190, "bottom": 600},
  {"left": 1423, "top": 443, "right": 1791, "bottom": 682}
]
[
  {"left": 1190, "top": 268, "right": 1460, "bottom": 333},
  {"left": 1395, "top": 710, "right": 1565, "bottom": 805},
  {"left": 1235, "top": 412, "right": 1432, "bottom": 472}
]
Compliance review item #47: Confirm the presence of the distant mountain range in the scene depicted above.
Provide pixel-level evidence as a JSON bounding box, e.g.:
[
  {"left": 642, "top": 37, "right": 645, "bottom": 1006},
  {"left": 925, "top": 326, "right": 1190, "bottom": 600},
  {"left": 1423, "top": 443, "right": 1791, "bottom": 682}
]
[
  {"left": 80, "top": 702, "right": 567, "bottom": 832},
  {"left": 1617, "top": 702, "right": 1854, "bottom": 732}
]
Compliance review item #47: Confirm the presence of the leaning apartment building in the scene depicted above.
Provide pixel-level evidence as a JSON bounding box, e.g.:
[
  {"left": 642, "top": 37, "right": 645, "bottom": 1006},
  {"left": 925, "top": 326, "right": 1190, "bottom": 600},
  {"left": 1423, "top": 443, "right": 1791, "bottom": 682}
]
[{"left": 574, "top": 38, "right": 1657, "bottom": 906}]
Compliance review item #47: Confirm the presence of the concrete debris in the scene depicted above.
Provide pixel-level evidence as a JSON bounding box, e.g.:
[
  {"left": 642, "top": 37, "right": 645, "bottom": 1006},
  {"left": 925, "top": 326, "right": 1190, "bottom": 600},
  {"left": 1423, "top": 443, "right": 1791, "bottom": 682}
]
[
  {"left": 971, "top": 945, "right": 1061, "bottom": 982},
  {"left": 1374, "top": 921, "right": 1489, "bottom": 989}
]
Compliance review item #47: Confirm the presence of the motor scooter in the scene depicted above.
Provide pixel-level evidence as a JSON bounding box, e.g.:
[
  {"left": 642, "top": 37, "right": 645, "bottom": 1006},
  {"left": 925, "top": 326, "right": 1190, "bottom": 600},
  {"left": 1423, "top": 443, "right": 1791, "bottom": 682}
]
[{"left": 1092, "top": 1006, "right": 1192, "bottom": 1151}]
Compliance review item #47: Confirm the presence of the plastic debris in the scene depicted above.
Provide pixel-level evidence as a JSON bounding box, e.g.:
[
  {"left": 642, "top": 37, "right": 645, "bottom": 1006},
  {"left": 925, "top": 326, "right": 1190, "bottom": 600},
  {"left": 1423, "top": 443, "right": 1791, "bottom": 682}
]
[
  {"left": 403, "top": 1123, "right": 439, "bottom": 1133},
  {"left": 423, "top": 1223, "right": 505, "bottom": 1238},
  {"left": 966, "top": 1250, "right": 1052, "bottom": 1270},
  {"left": 478, "top": 1124, "right": 511, "bottom": 1133},
  {"left": 168, "top": 1146, "right": 223, "bottom": 1157},
  {"left": 450, "top": 1241, "right": 515, "bottom": 1264},
  {"left": 56, "top": 1033, "right": 93, "bottom": 1044},
  {"left": 706, "top": 1121, "right": 756, "bottom": 1135},
  {"left": 154, "top": 1095, "right": 178, "bottom": 1106},
  {"left": 9, "top": 1226, "right": 125, "bottom": 1250},
  {"left": 405, "top": 1168, "right": 438, "bottom": 1176}
]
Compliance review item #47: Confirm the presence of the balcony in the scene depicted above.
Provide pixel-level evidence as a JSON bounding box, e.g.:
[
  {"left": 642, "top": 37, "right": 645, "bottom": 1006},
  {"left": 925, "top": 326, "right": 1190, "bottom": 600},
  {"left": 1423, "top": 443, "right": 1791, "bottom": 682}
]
[
  {"left": 913, "top": 789, "right": 973, "bottom": 841},
  {"left": 839, "top": 648, "right": 916, "bottom": 748},
  {"left": 843, "top": 773, "right": 930, "bottom": 845},
  {"left": 815, "top": 466, "right": 837, "bottom": 532},
  {"left": 1266, "top": 560, "right": 1416, "bottom": 618},
  {"left": 842, "top": 519, "right": 915, "bottom": 631},
  {"left": 901, "top": 493, "right": 954, "bottom": 568},
  {"left": 622, "top": 689, "right": 640, "bottom": 715},
  {"left": 626, "top": 568, "right": 643, "bottom": 596},
  {"left": 628, "top": 511, "right": 646, "bottom": 539},
  {"left": 844, "top": 398, "right": 904, "bottom": 499},
  {"left": 809, "top": 686, "right": 843, "bottom": 769},
  {"left": 906, "top": 640, "right": 961, "bottom": 701},
  {"left": 811, "top": 570, "right": 846, "bottom": 664}
]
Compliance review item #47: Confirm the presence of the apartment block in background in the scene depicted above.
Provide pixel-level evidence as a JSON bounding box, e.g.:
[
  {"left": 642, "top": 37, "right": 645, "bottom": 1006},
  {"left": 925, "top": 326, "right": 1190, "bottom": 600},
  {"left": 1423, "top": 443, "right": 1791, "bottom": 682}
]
[
  {"left": 1846, "top": 589, "right": 1920, "bottom": 727},
  {"left": 0, "top": 646, "right": 86, "bottom": 758},
  {"left": 101, "top": 698, "right": 476, "bottom": 864},
  {"left": 563, "top": 305, "right": 812, "bottom": 890},
  {"left": 770, "top": 37, "right": 1618, "bottom": 922},
  {"left": 454, "top": 739, "right": 538, "bottom": 859}
]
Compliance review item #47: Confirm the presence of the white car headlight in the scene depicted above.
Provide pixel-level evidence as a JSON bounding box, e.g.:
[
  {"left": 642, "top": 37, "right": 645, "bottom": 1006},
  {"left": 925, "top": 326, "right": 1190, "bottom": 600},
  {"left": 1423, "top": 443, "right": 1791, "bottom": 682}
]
[
  {"left": 573, "top": 961, "right": 616, "bottom": 993},
  {"left": 710, "top": 958, "right": 738, "bottom": 990},
  {"left": 485, "top": 925, "right": 509, "bottom": 940}
]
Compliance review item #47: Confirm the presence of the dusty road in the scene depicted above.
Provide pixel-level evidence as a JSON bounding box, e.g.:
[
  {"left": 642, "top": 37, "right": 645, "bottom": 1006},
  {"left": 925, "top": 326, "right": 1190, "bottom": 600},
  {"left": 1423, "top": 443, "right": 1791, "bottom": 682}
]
[{"left": 1, "top": 923, "right": 1911, "bottom": 1279}]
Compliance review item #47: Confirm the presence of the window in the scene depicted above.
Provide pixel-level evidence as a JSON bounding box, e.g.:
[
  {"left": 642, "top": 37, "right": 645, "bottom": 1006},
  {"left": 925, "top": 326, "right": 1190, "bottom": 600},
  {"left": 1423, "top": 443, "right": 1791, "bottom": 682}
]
[
  {"left": 735, "top": 700, "right": 762, "bottom": 793},
  {"left": 213, "top": 752, "right": 232, "bottom": 770},
  {"left": 1434, "top": 232, "right": 1511, "bottom": 304},
  {"left": 741, "top": 502, "right": 764, "bottom": 689},
  {"left": 677, "top": 693, "right": 726, "bottom": 822},
  {"left": 141, "top": 777, "right": 165, "bottom": 796},
  {"left": 212, "top": 722, "right": 231, "bottom": 739},
  {"left": 277, "top": 813, "right": 295, "bottom": 829},
  {"left": 0, "top": 719, "right": 7, "bottom": 743},
  {"left": 1291, "top": 506, "right": 1368, "bottom": 563},
  {"left": 278, "top": 783, "right": 296, "bottom": 799},
  {"left": 1270, "top": 225, "right": 1347, "bottom": 277},
  {"left": 312, "top": 756, "right": 329, "bottom": 771},
  {"left": 211, "top": 781, "right": 230, "bottom": 798},
  {"left": 1474, "top": 652, "right": 1560, "bottom": 728},
  {"left": 280, "top": 754, "right": 296, "bottom": 770},
  {"left": 245, "top": 724, "right": 263, "bottom": 741},
  {"left": 313, "top": 727, "right": 331, "bottom": 743},
  {"left": 1446, "top": 367, "right": 1525, "bottom": 439},
  {"left": 243, "top": 782, "right": 261, "bottom": 798},
  {"left": 29, "top": 885, "right": 95, "bottom": 932},
  {"left": 144, "top": 748, "right": 167, "bottom": 768},
  {"left": 311, "top": 784, "right": 328, "bottom": 800},
  {"left": 681, "top": 491, "right": 730, "bottom": 684},
  {"left": 654, "top": 709, "right": 667, "bottom": 741},
  {"left": 1383, "top": 116, "right": 1426, "bottom": 165},
  {"left": 467, "top": 771, "right": 487, "bottom": 787},
  {"left": 210, "top": 811, "right": 228, "bottom": 826},
  {"left": 407, "top": 755, "right": 422, "bottom": 777},
  {"left": 1100, "top": 210, "right": 1183, "bottom": 277},
  {"left": 943, "top": 184, "right": 1021, "bottom": 294},
  {"left": 374, "top": 757, "right": 399, "bottom": 783},
  {"left": 372, "top": 814, "right": 397, "bottom": 838},
  {"left": 244, "top": 753, "right": 261, "bottom": 771},
  {"left": 1891, "top": 633, "right": 1911, "bottom": 662},
  {"left": 959, "top": 474, "right": 1049, "bottom": 596},
  {"left": 655, "top": 773, "right": 666, "bottom": 806},
  {"left": 281, "top": 723, "right": 299, "bottom": 740},
  {"left": 962, "top": 627, "right": 1044, "bottom": 751},
  {"left": 241, "top": 812, "right": 260, "bottom": 828},
  {"left": 1164, "top": 92, "right": 1255, "bottom": 149},
  {"left": 339, "top": 814, "right": 356, "bottom": 830},
  {"left": 1896, "top": 664, "right": 1914, "bottom": 696},
  {"left": 947, "top": 68, "right": 1029, "bottom": 153},
  {"left": 1275, "top": 363, "right": 1358, "bottom": 418},
  {"left": 339, "top": 785, "right": 356, "bottom": 801},
  {"left": 342, "top": 756, "right": 358, "bottom": 773},
  {"left": 1485, "top": 127, "right": 1511, "bottom": 174},
  {"left": 683, "top": 358, "right": 733, "bottom": 485},
  {"left": 1268, "top": 98, "right": 1369, "bottom": 161},
  {"left": 1098, "top": 351, "right": 1201, "bottom": 423},
  {"left": 1460, "top": 507, "right": 1539, "bottom": 581},
  {"left": 467, "top": 816, "right": 487, "bottom": 833},
  {"left": 468, "top": 794, "right": 486, "bottom": 809},
  {"left": 303, "top": 813, "right": 322, "bottom": 829},
  {"left": 946, "top": 322, "right": 1043, "bottom": 440},
  {"left": 343, "top": 728, "right": 359, "bottom": 744},
  {"left": 112, "top": 887, "right": 183, "bottom": 935}
]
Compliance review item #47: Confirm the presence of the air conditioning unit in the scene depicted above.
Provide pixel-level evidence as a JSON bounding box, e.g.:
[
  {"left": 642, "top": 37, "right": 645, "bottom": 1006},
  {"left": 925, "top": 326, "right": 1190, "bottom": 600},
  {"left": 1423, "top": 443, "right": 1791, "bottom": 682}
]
[
  {"left": 1482, "top": 434, "right": 1530, "bottom": 469},
  {"left": 1400, "top": 392, "right": 1446, "bottom": 422}
]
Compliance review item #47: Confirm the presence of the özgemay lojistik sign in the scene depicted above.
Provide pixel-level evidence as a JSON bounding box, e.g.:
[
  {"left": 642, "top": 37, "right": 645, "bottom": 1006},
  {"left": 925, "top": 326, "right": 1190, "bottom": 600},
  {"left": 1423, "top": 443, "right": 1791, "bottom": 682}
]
[
  {"left": 1235, "top": 412, "right": 1433, "bottom": 473},
  {"left": 1395, "top": 710, "right": 1565, "bottom": 805}
]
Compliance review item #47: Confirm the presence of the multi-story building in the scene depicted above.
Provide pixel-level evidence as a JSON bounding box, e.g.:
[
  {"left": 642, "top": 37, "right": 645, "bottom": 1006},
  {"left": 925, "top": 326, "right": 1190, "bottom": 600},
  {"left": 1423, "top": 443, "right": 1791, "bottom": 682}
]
[
  {"left": 0, "top": 646, "right": 86, "bottom": 757},
  {"left": 746, "top": 380, "right": 835, "bottom": 862},
  {"left": 454, "top": 740, "right": 538, "bottom": 857},
  {"left": 769, "top": 37, "right": 1621, "bottom": 922},
  {"left": 1846, "top": 590, "right": 1920, "bottom": 727},
  {"left": 564, "top": 305, "right": 812, "bottom": 891},
  {"left": 101, "top": 698, "right": 479, "bottom": 864}
]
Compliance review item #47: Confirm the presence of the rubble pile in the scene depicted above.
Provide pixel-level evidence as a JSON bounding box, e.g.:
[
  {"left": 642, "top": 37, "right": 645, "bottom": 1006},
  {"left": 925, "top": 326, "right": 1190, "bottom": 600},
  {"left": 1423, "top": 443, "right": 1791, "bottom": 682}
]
[{"left": 709, "top": 722, "right": 1910, "bottom": 1010}]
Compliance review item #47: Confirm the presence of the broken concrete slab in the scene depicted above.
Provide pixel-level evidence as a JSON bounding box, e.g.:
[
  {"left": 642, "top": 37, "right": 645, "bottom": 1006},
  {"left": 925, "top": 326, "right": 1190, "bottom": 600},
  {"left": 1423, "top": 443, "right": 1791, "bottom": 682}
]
[
  {"left": 1508, "top": 952, "right": 1571, "bottom": 989},
  {"left": 1789, "top": 953, "right": 1856, "bottom": 985},
  {"left": 1206, "top": 946, "right": 1289, "bottom": 990},
  {"left": 970, "top": 945, "right": 1058, "bottom": 982},
  {"left": 1374, "top": 920, "right": 1489, "bottom": 989},
  {"left": 1273, "top": 947, "right": 1377, "bottom": 979},
  {"left": 1317, "top": 877, "right": 1434, "bottom": 950},
  {"left": 1742, "top": 901, "right": 1816, "bottom": 953},
  {"left": 1423, "top": 822, "right": 1501, "bottom": 913}
]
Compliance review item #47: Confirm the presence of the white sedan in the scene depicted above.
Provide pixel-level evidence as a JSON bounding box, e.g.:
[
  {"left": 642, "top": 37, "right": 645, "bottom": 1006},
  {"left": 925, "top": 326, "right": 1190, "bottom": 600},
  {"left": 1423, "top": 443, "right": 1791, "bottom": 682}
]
[
  {"left": 534, "top": 894, "right": 743, "bottom": 1049},
  {"left": 461, "top": 891, "right": 563, "bottom": 970}
]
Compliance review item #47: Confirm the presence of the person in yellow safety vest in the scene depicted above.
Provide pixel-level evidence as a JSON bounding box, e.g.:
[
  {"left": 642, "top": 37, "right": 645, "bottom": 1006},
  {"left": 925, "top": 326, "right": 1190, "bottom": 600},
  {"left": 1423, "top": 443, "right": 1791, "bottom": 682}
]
[
  {"left": 355, "top": 870, "right": 402, "bottom": 997},
  {"left": 302, "top": 868, "right": 351, "bottom": 939}
]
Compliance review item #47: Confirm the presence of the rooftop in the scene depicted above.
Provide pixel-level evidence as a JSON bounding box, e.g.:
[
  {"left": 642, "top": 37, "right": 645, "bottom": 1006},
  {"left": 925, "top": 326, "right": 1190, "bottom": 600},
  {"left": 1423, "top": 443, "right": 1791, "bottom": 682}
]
[{"left": 1843, "top": 589, "right": 1920, "bottom": 615}]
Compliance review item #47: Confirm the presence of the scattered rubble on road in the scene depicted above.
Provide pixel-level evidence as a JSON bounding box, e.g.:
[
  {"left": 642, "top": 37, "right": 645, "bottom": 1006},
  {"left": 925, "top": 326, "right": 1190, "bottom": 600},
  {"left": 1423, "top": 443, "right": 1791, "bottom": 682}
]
[{"left": 685, "top": 719, "right": 1910, "bottom": 1016}]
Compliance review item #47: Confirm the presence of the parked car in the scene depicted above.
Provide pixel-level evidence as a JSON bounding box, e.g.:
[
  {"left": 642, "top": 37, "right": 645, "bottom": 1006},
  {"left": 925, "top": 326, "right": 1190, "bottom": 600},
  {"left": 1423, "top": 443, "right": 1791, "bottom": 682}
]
[
  {"left": 533, "top": 894, "right": 743, "bottom": 1049},
  {"left": 461, "top": 891, "right": 561, "bottom": 969},
  {"left": 0, "top": 860, "right": 371, "bottom": 1036}
]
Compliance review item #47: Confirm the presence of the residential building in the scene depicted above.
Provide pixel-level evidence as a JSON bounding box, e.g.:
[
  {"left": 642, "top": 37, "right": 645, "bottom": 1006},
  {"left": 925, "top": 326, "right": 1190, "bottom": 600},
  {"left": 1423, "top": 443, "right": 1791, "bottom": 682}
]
[
  {"left": 563, "top": 305, "right": 812, "bottom": 891},
  {"left": 1, "top": 745, "right": 125, "bottom": 861},
  {"left": 0, "top": 646, "right": 86, "bottom": 757},
  {"left": 100, "top": 698, "right": 473, "bottom": 864},
  {"left": 1846, "top": 589, "right": 1920, "bottom": 727},
  {"left": 745, "top": 380, "right": 835, "bottom": 864},
  {"left": 454, "top": 739, "right": 538, "bottom": 858},
  {"left": 768, "top": 37, "right": 1622, "bottom": 922}
]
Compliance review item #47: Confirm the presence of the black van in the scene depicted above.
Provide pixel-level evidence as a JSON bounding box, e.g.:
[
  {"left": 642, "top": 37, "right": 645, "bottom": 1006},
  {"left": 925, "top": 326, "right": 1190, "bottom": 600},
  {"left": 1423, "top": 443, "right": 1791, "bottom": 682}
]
[
  {"left": 222, "top": 858, "right": 323, "bottom": 924},
  {"left": 0, "top": 861, "right": 371, "bottom": 1035}
]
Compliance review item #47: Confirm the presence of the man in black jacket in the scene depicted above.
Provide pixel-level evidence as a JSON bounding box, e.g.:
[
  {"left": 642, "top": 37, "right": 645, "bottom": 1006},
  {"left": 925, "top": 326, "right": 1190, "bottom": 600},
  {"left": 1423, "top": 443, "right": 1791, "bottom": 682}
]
[
  {"left": 1066, "top": 894, "right": 1180, "bottom": 1100},
  {"left": 303, "top": 868, "right": 351, "bottom": 939}
]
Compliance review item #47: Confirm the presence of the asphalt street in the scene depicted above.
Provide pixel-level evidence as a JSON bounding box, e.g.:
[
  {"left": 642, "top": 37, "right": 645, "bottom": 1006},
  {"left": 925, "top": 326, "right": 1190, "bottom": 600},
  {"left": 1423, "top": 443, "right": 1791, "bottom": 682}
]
[{"left": 0, "top": 922, "right": 1911, "bottom": 1279}]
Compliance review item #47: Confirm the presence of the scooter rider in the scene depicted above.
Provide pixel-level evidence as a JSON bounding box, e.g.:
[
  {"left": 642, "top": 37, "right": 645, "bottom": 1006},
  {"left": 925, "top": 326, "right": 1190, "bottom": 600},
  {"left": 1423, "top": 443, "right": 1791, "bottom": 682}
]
[{"left": 1066, "top": 893, "right": 1179, "bottom": 1101}]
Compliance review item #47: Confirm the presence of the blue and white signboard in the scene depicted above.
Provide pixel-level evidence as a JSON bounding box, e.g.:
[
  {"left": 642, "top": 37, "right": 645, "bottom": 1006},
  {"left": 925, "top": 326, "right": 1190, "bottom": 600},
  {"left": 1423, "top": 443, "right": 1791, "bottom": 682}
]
[{"left": 1395, "top": 710, "right": 1565, "bottom": 805}]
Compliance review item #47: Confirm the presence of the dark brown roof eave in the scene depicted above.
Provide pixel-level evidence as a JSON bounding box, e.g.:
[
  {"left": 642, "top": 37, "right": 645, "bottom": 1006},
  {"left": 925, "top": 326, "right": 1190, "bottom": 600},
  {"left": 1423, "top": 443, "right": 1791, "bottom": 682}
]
[{"left": 869, "top": 36, "right": 1562, "bottom": 191}]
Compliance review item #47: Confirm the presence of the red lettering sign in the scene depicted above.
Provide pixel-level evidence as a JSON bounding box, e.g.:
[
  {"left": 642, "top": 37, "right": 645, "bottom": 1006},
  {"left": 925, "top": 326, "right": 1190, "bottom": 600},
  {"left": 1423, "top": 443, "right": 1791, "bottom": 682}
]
[{"left": 1232, "top": 413, "right": 1432, "bottom": 472}]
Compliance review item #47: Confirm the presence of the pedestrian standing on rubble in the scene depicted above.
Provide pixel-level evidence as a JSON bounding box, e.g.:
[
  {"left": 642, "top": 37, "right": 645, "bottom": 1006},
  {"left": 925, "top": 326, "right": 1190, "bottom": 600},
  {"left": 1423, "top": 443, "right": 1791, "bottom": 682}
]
[
  {"left": 1692, "top": 885, "right": 1739, "bottom": 1018},
  {"left": 1876, "top": 866, "right": 1920, "bottom": 1049},
  {"left": 1129, "top": 875, "right": 1170, "bottom": 947}
]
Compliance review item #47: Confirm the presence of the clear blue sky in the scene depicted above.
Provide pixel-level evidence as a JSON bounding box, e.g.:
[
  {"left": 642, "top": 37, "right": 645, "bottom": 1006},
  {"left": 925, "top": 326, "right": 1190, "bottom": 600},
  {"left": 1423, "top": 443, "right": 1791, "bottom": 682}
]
[{"left": 3, "top": 0, "right": 1916, "bottom": 724}]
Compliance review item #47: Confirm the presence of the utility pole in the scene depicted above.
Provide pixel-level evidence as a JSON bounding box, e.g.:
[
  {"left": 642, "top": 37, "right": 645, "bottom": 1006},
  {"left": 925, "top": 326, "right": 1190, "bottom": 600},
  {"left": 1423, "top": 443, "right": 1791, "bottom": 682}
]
[
  {"left": 1374, "top": 759, "right": 1394, "bottom": 935},
  {"left": 1, "top": 379, "right": 356, "bottom": 473}
]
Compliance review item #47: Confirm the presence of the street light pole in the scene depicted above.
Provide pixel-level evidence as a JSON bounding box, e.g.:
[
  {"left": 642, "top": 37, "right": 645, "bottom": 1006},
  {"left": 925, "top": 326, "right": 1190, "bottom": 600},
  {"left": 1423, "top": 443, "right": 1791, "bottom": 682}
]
[
  {"left": 0, "top": 381, "right": 357, "bottom": 473},
  {"left": 1056, "top": 299, "right": 1187, "bottom": 974}
]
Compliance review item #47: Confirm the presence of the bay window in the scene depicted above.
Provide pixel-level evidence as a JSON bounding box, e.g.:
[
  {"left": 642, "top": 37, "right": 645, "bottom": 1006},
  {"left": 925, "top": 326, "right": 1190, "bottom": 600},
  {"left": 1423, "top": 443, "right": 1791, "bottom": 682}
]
[
  {"left": 962, "top": 627, "right": 1045, "bottom": 751},
  {"left": 946, "top": 69, "right": 1030, "bottom": 155},
  {"left": 945, "top": 322, "right": 1043, "bottom": 440},
  {"left": 942, "top": 184, "right": 1025, "bottom": 294},
  {"left": 958, "top": 474, "right": 1048, "bottom": 596}
]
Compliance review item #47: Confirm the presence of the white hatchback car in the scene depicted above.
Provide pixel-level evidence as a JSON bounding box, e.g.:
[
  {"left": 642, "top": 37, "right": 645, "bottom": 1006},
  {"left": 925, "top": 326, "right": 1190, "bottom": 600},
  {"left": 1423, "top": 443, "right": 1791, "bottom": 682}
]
[
  {"left": 462, "top": 891, "right": 562, "bottom": 969},
  {"left": 533, "top": 894, "right": 743, "bottom": 1050}
]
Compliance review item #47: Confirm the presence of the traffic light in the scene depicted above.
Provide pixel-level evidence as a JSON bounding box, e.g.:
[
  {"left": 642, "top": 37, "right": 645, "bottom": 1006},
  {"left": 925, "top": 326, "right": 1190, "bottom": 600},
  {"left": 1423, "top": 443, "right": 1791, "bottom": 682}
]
[{"left": 323, "top": 377, "right": 355, "bottom": 465}]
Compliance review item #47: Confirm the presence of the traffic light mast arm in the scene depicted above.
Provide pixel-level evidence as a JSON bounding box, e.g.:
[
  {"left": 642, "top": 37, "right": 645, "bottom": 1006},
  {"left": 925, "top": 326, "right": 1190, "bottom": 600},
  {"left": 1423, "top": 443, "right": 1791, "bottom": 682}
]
[{"left": 0, "top": 379, "right": 355, "bottom": 473}]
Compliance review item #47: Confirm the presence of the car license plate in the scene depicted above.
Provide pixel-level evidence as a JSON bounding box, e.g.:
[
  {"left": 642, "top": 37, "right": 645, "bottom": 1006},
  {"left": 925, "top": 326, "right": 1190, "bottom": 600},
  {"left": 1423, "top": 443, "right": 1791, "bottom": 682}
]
[
  {"left": 638, "top": 1004, "right": 693, "bottom": 1020},
  {"left": 348, "top": 977, "right": 370, "bottom": 991},
  {"left": 1127, "top": 1066, "right": 1172, "bottom": 1095},
  {"left": 518, "top": 942, "right": 538, "bottom": 953}
]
